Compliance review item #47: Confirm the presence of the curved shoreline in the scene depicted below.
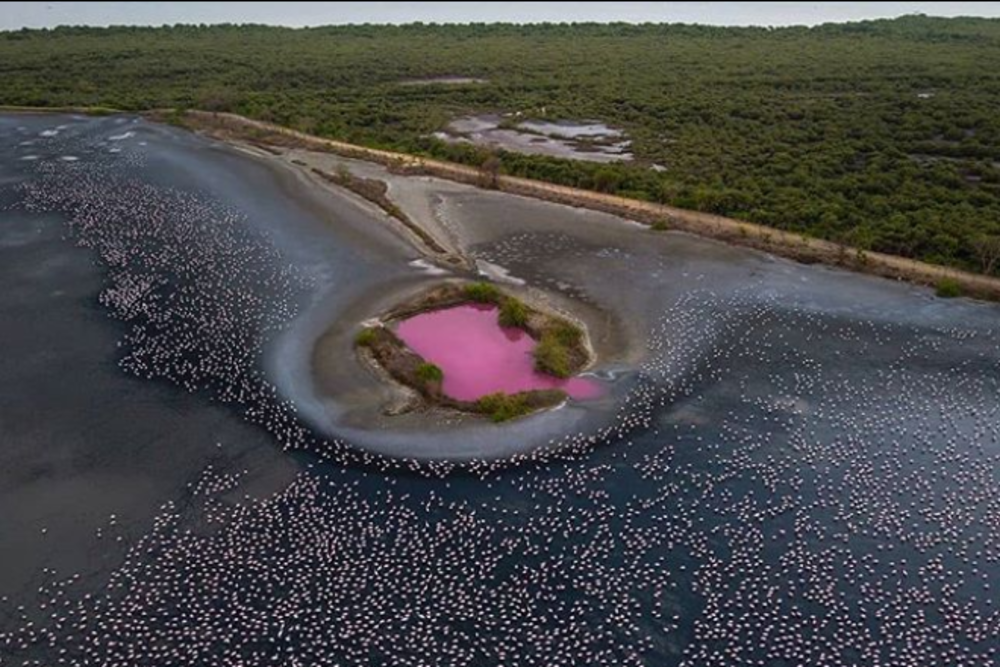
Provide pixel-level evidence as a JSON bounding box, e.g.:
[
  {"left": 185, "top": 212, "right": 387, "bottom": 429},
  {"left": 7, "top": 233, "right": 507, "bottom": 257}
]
[
  {"left": 10, "top": 110, "right": 993, "bottom": 468},
  {"left": 160, "top": 108, "right": 1000, "bottom": 303},
  {"left": 5, "top": 105, "right": 1000, "bottom": 301},
  {"left": 8, "top": 105, "right": 999, "bottom": 301}
]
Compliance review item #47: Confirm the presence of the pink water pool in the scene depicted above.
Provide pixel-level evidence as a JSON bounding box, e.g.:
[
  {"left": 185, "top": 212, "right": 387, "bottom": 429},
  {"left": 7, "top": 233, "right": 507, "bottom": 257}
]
[{"left": 396, "top": 304, "right": 601, "bottom": 402}]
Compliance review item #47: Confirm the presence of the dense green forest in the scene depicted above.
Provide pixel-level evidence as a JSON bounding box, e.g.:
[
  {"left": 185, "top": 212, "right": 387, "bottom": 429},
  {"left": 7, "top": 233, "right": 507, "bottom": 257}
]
[{"left": 3, "top": 17, "right": 1000, "bottom": 273}]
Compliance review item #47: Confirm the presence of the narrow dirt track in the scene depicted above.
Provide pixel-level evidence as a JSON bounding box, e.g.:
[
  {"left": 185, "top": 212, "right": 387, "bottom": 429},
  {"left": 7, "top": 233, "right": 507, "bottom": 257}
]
[{"left": 179, "top": 110, "right": 1000, "bottom": 302}]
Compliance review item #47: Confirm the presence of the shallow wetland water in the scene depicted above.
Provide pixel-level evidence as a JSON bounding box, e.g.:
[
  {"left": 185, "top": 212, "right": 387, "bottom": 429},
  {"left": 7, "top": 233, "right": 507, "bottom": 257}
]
[{"left": 1, "top": 113, "right": 999, "bottom": 666}]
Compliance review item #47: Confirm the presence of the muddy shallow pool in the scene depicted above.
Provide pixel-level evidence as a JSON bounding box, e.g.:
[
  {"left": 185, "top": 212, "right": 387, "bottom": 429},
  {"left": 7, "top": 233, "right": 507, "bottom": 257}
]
[{"left": 438, "top": 113, "right": 633, "bottom": 163}]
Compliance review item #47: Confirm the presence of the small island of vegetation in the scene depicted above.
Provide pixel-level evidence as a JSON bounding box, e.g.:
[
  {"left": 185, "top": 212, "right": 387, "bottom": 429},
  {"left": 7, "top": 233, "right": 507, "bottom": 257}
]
[{"left": 355, "top": 282, "right": 594, "bottom": 421}]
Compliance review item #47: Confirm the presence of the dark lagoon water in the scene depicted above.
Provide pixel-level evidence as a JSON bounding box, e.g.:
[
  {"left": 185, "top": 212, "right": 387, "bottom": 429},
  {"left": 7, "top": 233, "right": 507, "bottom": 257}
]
[{"left": 1, "top": 113, "right": 999, "bottom": 666}]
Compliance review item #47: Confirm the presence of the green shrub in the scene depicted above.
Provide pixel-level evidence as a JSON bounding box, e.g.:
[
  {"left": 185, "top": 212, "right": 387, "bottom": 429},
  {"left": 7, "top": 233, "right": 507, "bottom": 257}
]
[
  {"left": 415, "top": 362, "right": 444, "bottom": 384},
  {"left": 498, "top": 298, "right": 529, "bottom": 327},
  {"left": 534, "top": 332, "right": 571, "bottom": 378},
  {"left": 476, "top": 392, "right": 532, "bottom": 422},
  {"left": 384, "top": 203, "right": 404, "bottom": 220},
  {"left": 355, "top": 327, "right": 377, "bottom": 347},
  {"left": 464, "top": 281, "right": 501, "bottom": 303},
  {"left": 163, "top": 108, "right": 188, "bottom": 127},
  {"left": 551, "top": 322, "right": 582, "bottom": 346},
  {"left": 936, "top": 277, "right": 963, "bottom": 298},
  {"left": 651, "top": 219, "right": 670, "bottom": 231}
]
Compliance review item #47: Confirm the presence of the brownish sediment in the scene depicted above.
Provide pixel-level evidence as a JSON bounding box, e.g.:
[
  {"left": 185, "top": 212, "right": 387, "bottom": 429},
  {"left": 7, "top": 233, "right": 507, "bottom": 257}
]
[
  {"left": 15, "top": 104, "right": 992, "bottom": 297},
  {"left": 0, "top": 104, "right": 123, "bottom": 115},
  {"left": 308, "top": 166, "right": 451, "bottom": 255}
]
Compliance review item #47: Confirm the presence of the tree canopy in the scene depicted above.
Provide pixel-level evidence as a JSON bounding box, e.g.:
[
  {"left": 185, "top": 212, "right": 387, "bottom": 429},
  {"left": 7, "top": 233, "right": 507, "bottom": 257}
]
[{"left": 3, "top": 17, "right": 1000, "bottom": 273}]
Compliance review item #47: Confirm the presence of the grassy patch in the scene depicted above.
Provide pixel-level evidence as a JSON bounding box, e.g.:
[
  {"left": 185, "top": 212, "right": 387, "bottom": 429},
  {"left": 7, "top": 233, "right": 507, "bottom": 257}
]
[
  {"left": 651, "top": 219, "right": 670, "bottom": 231},
  {"left": 534, "top": 331, "right": 572, "bottom": 378},
  {"left": 498, "top": 297, "right": 528, "bottom": 327},
  {"left": 415, "top": 362, "right": 444, "bottom": 384},
  {"left": 532, "top": 320, "right": 584, "bottom": 378},
  {"left": 936, "top": 277, "right": 963, "bottom": 298},
  {"left": 355, "top": 327, "right": 378, "bottom": 347},
  {"left": 551, "top": 322, "right": 582, "bottom": 346},
  {"left": 464, "top": 281, "right": 502, "bottom": 304},
  {"left": 476, "top": 392, "right": 532, "bottom": 422}
]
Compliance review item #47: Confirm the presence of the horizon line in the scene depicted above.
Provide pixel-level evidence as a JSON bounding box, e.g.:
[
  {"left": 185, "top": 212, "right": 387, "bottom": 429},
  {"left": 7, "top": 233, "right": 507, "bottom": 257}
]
[{"left": 3, "top": 12, "right": 996, "bottom": 32}]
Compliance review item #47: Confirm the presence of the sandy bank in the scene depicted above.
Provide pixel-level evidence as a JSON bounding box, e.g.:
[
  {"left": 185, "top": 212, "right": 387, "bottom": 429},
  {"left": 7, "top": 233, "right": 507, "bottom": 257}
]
[
  {"left": 7, "top": 104, "right": 1000, "bottom": 301},
  {"left": 162, "top": 109, "right": 1000, "bottom": 303}
]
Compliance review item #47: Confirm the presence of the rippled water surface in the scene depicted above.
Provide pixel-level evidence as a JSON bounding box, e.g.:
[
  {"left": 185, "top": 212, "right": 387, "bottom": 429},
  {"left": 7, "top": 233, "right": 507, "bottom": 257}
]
[{"left": 1, "top": 113, "right": 999, "bottom": 666}]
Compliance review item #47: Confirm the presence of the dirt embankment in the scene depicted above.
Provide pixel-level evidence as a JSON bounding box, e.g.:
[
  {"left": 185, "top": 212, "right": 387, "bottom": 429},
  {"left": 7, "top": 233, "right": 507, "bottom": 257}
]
[
  {"left": 0, "top": 104, "right": 123, "bottom": 116},
  {"left": 167, "top": 109, "right": 1000, "bottom": 302},
  {"left": 307, "top": 166, "right": 453, "bottom": 256}
]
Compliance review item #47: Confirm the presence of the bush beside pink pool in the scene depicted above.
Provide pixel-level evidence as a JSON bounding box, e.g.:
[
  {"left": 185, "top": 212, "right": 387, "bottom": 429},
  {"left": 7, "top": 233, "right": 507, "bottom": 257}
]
[{"left": 396, "top": 304, "right": 601, "bottom": 402}]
